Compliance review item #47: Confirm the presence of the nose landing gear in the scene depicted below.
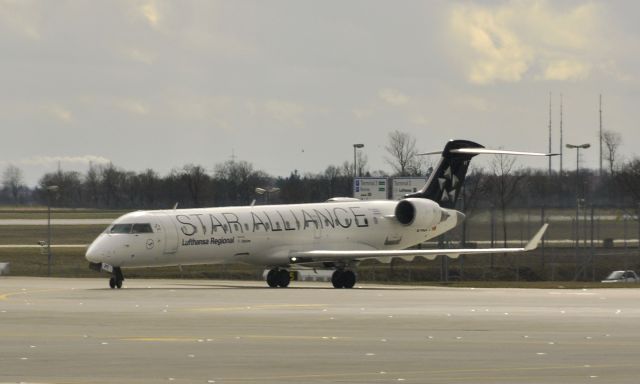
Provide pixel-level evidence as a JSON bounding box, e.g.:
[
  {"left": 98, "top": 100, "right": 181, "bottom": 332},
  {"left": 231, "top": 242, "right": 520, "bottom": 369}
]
[{"left": 108, "top": 267, "right": 125, "bottom": 289}]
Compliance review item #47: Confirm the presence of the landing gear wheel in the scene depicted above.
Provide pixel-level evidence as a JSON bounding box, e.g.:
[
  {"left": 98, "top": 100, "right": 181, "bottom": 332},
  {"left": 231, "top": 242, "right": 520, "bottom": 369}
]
[
  {"left": 331, "top": 270, "right": 344, "bottom": 288},
  {"left": 332, "top": 270, "right": 356, "bottom": 288},
  {"left": 342, "top": 270, "right": 356, "bottom": 288},
  {"left": 109, "top": 267, "right": 124, "bottom": 289},
  {"left": 277, "top": 269, "right": 290, "bottom": 288},
  {"left": 266, "top": 269, "right": 278, "bottom": 288}
]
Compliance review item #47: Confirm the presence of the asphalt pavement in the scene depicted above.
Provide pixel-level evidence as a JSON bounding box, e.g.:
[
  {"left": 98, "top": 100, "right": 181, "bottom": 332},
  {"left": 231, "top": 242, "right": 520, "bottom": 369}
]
[{"left": 1, "top": 277, "right": 639, "bottom": 383}]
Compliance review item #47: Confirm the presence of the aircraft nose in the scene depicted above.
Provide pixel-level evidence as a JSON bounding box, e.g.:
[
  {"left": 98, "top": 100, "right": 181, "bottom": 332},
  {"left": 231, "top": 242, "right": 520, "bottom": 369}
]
[{"left": 85, "top": 238, "right": 104, "bottom": 263}]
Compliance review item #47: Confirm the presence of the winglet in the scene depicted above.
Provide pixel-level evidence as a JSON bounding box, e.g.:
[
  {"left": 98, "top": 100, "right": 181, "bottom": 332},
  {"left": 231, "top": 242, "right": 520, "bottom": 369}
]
[{"left": 524, "top": 224, "right": 549, "bottom": 251}]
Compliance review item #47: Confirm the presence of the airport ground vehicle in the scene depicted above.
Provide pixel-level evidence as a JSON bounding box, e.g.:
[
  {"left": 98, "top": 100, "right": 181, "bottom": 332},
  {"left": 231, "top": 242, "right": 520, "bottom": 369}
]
[{"left": 602, "top": 270, "right": 640, "bottom": 283}]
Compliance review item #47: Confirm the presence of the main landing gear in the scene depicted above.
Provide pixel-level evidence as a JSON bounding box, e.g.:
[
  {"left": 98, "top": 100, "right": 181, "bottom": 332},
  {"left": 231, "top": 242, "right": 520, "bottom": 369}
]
[
  {"left": 266, "top": 268, "right": 291, "bottom": 288},
  {"left": 108, "top": 267, "right": 124, "bottom": 289},
  {"left": 264, "top": 268, "right": 357, "bottom": 288},
  {"left": 331, "top": 270, "right": 356, "bottom": 289}
]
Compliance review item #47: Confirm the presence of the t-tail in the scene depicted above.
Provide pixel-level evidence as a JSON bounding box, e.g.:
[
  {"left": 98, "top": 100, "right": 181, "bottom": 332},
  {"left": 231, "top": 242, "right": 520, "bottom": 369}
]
[
  {"left": 406, "top": 140, "right": 555, "bottom": 209},
  {"left": 405, "top": 140, "right": 484, "bottom": 209}
]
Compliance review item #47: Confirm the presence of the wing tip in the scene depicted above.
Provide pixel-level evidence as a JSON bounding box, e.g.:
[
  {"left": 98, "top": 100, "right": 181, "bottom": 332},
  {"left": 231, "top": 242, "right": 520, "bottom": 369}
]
[{"left": 524, "top": 223, "right": 549, "bottom": 251}]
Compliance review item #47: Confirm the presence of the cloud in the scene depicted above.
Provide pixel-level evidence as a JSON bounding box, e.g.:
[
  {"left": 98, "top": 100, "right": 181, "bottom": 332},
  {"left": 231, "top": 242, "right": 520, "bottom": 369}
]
[
  {"left": 139, "top": 0, "right": 161, "bottom": 28},
  {"left": 409, "top": 115, "right": 429, "bottom": 127},
  {"left": 44, "top": 105, "right": 73, "bottom": 123},
  {"left": 378, "top": 88, "right": 410, "bottom": 106},
  {"left": 543, "top": 60, "right": 590, "bottom": 81},
  {"left": 263, "top": 100, "right": 305, "bottom": 126},
  {"left": 4, "top": 155, "right": 111, "bottom": 167},
  {"left": 122, "top": 47, "right": 156, "bottom": 64},
  {"left": 455, "top": 95, "right": 493, "bottom": 112},
  {"left": 115, "top": 99, "right": 149, "bottom": 115},
  {"left": 352, "top": 107, "right": 374, "bottom": 120},
  {"left": 0, "top": 1, "right": 41, "bottom": 40},
  {"left": 448, "top": 1, "right": 602, "bottom": 84}
]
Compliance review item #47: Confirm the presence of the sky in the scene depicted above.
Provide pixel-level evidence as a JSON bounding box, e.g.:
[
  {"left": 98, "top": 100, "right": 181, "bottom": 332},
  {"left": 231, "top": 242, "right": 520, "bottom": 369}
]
[{"left": 1, "top": 0, "right": 639, "bottom": 186}]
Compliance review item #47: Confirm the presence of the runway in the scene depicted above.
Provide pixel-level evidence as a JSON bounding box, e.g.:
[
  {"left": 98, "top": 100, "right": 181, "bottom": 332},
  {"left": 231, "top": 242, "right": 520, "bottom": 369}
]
[{"left": 1, "top": 278, "right": 640, "bottom": 383}]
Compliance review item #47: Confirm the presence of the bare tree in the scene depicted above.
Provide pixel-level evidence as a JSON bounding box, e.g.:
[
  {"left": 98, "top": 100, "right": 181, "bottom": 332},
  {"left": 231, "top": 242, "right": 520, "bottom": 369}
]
[
  {"left": 214, "top": 160, "right": 270, "bottom": 204},
  {"left": 356, "top": 151, "right": 369, "bottom": 177},
  {"left": 180, "top": 164, "right": 209, "bottom": 207},
  {"left": 616, "top": 158, "right": 640, "bottom": 202},
  {"left": 2, "top": 164, "right": 25, "bottom": 203},
  {"left": 488, "top": 154, "right": 524, "bottom": 248},
  {"left": 459, "top": 167, "right": 488, "bottom": 246},
  {"left": 385, "top": 130, "right": 423, "bottom": 176},
  {"left": 602, "top": 130, "right": 622, "bottom": 174}
]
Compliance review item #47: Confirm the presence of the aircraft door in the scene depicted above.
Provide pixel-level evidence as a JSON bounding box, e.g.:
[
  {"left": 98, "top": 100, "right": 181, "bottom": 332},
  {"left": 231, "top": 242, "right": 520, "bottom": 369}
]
[{"left": 154, "top": 213, "right": 179, "bottom": 254}]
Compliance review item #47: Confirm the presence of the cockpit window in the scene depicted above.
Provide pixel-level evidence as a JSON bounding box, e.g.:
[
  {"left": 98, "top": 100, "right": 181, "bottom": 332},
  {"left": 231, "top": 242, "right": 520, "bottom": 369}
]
[
  {"left": 132, "top": 223, "right": 153, "bottom": 233},
  {"left": 110, "top": 224, "right": 132, "bottom": 234}
]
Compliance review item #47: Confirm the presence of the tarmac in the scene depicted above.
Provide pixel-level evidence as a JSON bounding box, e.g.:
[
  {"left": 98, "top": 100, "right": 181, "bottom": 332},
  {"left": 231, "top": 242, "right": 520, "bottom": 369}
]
[{"left": 1, "top": 277, "right": 640, "bottom": 383}]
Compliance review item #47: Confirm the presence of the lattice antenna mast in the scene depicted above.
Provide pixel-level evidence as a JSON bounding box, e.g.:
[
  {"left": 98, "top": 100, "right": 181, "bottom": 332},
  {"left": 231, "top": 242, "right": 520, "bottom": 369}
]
[
  {"left": 599, "top": 94, "right": 603, "bottom": 176},
  {"left": 548, "top": 92, "right": 552, "bottom": 175},
  {"left": 559, "top": 94, "right": 564, "bottom": 175}
]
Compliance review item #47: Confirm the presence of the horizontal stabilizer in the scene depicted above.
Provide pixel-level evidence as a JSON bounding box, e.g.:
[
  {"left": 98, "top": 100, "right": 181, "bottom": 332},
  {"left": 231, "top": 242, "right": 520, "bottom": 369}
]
[
  {"left": 451, "top": 148, "right": 558, "bottom": 157},
  {"left": 419, "top": 148, "right": 557, "bottom": 157}
]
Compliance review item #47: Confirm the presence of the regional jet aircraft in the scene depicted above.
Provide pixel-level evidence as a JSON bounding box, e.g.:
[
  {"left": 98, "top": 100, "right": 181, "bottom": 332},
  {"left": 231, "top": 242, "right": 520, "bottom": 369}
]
[{"left": 86, "top": 140, "right": 550, "bottom": 289}]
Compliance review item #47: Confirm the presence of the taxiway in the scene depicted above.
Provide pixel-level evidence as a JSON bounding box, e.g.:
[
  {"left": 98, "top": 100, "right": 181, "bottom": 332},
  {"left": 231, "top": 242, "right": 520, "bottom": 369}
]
[{"left": 1, "top": 277, "right": 639, "bottom": 383}]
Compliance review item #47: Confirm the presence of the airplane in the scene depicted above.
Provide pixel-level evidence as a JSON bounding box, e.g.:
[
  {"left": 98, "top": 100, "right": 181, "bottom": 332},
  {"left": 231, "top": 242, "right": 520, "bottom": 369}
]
[{"left": 85, "top": 139, "right": 551, "bottom": 289}]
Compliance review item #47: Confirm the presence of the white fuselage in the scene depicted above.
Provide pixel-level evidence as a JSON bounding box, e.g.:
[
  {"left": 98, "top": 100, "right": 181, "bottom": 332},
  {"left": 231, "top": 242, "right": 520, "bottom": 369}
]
[{"left": 85, "top": 199, "right": 460, "bottom": 269}]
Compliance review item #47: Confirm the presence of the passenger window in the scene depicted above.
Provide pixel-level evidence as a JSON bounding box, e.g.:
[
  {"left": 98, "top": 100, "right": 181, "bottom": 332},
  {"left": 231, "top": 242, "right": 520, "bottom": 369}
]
[
  {"left": 110, "top": 224, "right": 132, "bottom": 234},
  {"left": 132, "top": 223, "right": 153, "bottom": 234}
]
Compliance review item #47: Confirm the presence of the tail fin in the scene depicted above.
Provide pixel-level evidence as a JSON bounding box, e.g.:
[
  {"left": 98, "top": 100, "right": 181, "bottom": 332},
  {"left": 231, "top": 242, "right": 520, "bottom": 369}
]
[{"left": 405, "top": 140, "right": 484, "bottom": 208}]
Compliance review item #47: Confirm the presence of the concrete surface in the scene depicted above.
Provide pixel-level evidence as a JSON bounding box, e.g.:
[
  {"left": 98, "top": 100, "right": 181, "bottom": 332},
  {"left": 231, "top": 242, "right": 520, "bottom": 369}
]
[{"left": 1, "top": 277, "right": 640, "bottom": 383}]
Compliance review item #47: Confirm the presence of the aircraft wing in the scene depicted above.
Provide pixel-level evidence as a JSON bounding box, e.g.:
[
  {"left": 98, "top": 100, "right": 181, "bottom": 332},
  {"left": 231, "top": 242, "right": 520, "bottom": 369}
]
[{"left": 289, "top": 224, "right": 548, "bottom": 263}]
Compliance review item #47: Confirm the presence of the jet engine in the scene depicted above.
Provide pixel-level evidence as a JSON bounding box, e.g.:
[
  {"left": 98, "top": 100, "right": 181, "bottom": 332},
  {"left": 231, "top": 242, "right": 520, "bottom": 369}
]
[{"left": 394, "top": 198, "right": 443, "bottom": 228}]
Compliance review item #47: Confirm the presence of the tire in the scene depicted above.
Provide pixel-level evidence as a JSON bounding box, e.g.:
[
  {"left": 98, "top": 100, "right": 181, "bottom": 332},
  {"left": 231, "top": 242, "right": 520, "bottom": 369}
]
[
  {"left": 266, "top": 269, "right": 278, "bottom": 288},
  {"left": 116, "top": 279, "right": 123, "bottom": 289},
  {"left": 331, "top": 270, "right": 344, "bottom": 288},
  {"left": 277, "top": 269, "right": 290, "bottom": 288},
  {"left": 109, "top": 277, "right": 116, "bottom": 289},
  {"left": 342, "top": 271, "right": 356, "bottom": 289}
]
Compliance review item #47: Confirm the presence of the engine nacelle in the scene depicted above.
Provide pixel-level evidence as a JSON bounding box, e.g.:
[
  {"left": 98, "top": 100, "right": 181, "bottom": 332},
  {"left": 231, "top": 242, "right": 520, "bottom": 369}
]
[{"left": 394, "top": 198, "right": 442, "bottom": 228}]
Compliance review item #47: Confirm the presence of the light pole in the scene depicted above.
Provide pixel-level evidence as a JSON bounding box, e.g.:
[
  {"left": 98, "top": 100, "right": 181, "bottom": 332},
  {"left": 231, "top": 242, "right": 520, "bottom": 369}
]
[
  {"left": 566, "top": 143, "right": 590, "bottom": 280},
  {"left": 353, "top": 143, "right": 364, "bottom": 178},
  {"left": 46, "top": 185, "right": 59, "bottom": 277}
]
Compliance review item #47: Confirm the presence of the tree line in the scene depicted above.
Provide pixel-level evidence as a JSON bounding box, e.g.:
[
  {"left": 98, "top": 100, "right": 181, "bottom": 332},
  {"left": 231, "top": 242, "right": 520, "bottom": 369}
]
[{"left": 1, "top": 130, "right": 638, "bottom": 214}]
